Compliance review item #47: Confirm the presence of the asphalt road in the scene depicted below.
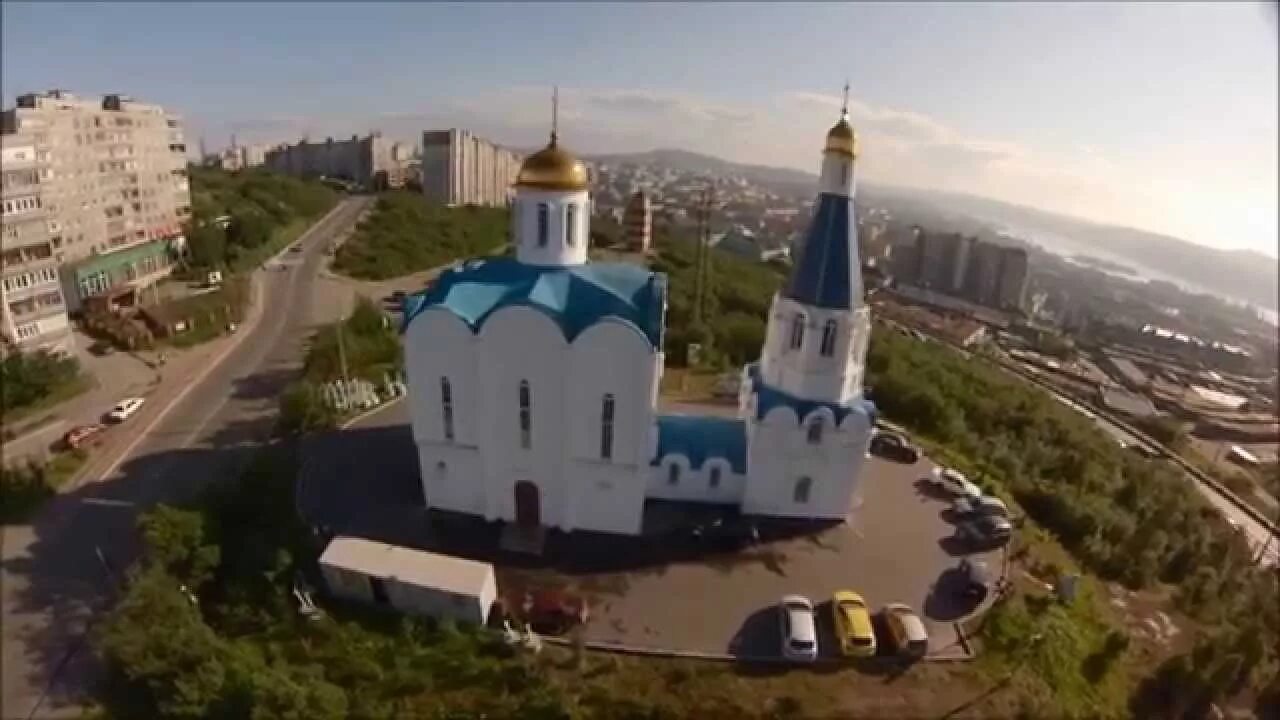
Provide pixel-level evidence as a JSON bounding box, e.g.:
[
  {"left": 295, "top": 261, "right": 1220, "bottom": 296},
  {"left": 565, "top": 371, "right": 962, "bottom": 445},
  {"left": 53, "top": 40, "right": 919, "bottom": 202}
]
[{"left": 0, "top": 195, "right": 373, "bottom": 719}]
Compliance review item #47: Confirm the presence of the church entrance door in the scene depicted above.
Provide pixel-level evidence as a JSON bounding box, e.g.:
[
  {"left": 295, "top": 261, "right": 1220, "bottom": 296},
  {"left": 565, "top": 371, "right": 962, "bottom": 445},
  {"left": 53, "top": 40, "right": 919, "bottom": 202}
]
[{"left": 514, "top": 481, "right": 541, "bottom": 527}]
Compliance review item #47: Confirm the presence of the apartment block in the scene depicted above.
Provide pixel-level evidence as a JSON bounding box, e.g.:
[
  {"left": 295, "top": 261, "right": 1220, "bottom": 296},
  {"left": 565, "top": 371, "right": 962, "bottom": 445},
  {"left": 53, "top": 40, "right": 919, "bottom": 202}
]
[
  {"left": 1, "top": 90, "right": 189, "bottom": 350},
  {"left": 421, "top": 129, "right": 522, "bottom": 207},
  {"left": 264, "top": 132, "right": 409, "bottom": 189},
  {"left": 996, "top": 246, "right": 1029, "bottom": 311},
  {"left": 623, "top": 190, "right": 651, "bottom": 252},
  {"left": 1, "top": 135, "right": 72, "bottom": 353}
]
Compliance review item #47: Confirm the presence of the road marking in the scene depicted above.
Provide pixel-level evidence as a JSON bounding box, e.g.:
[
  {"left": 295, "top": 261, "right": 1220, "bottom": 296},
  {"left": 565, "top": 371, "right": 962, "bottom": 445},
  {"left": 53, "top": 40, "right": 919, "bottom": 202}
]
[
  {"left": 72, "top": 200, "right": 363, "bottom": 489},
  {"left": 80, "top": 498, "right": 134, "bottom": 508}
]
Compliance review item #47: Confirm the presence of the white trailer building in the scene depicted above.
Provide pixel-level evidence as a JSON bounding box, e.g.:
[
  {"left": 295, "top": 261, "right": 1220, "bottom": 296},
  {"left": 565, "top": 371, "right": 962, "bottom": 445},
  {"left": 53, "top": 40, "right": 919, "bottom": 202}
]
[{"left": 318, "top": 535, "right": 497, "bottom": 625}]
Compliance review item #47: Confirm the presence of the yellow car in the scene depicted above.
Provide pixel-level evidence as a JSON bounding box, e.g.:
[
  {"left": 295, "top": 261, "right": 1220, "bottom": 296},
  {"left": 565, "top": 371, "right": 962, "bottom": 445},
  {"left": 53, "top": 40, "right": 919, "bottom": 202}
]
[{"left": 832, "top": 590, "right": 876, "bottom": 657}]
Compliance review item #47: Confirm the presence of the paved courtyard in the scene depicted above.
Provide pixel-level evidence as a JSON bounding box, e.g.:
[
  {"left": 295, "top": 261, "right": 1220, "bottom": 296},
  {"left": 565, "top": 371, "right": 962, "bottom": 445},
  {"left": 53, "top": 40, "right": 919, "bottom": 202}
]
[{"left": 299, "top": 399, "right": 1001, "bottom": 660}]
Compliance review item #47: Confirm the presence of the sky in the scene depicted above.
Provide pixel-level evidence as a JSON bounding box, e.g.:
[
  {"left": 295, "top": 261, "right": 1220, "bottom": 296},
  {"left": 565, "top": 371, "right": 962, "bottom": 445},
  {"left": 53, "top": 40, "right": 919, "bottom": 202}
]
[{"left": 3, "top": 2, "right": 1277, "bottom": 258}]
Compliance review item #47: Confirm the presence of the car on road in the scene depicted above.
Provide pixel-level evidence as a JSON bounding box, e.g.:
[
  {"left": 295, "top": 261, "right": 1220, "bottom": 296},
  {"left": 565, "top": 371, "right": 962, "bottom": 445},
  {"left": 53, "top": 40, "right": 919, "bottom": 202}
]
[
  {"left": 63, "top": 423, "right": 107, "bottom": 450},
  {"left": 928, "top": 467, "right": 982, "bottom": 500},
  {"left": 882, "top": 603, "right": 929, "bottom": 660},
  {"left": 955, "top": 514, "right": 1013, "bottom": 549},
  {"left": 951, "top": 495, "right": 1010, "bottom": 520},
  {"left": 106, "top": 397, "right": 146, "bottom": 423},
  {"left": 870, "top": 430, "right": 920, "bottom": 463},
  {"left": 778, "top": 594, "right": 818, "bottom": 662},
  {"left": 831, "top": 590, "right": 876, "bottom": 657},
  {"left": 958, "top": 558, "right": 990, "bottom": 603},
  {"left": 289, "top": 244, "right": 303, "bottom": 253},
  {"left": 88, "top": 339, "right": 116, "bottom": 356}
]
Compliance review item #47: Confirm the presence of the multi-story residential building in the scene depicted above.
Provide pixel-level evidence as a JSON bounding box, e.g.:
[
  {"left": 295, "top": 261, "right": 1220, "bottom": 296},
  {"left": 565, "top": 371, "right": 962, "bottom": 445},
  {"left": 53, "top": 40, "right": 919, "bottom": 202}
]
[
  {"left": 420, "top": 129, "right": 522, "bottom": 207},
  {"left": 1, "top": 134, "right": 73, "bottom": 353},
  {"left": 212, "top": 139, "right": 268, "bottom": 172},
  {"left": 264, "top": 132, "right": 407, "bottom": 189},
  {"left": 1, "top": 90, "right": 190, "bottom": 343},
  {"left": 964, "top": 239, "right": 1006, "bottom": 307},
  {"left": 997, "top": 246, "right": 1029, "bottom": 311},
  {"left": 623, "top": 190, "right": 651, "bottom": 252},
  {"left": 257, "top": 130, "right": 401, "bottom": 188}
]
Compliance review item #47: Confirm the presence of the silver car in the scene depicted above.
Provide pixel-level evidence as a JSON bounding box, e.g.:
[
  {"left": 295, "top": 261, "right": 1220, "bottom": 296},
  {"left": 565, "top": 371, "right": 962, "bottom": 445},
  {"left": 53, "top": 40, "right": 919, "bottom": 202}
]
[{"left": 779, "top": 594, "right": 818, "bottom": 662}]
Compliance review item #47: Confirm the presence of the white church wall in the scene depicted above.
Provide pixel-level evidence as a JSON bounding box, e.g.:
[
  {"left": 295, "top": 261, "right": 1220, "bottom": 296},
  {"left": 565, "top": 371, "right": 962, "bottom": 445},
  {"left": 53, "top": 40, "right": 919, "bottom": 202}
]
[
  {"left": 566, "top": 320, "right": 659, "bottom": 467},
  {"left": 565, "top": 460, "right": 646, "bottom": 534},
  {"left": 514, "top": 188, "right": 591, "bottom": 266},
  {"left": 758, "top": 295, "right": 869, "bottom": 405},
  {"left": 646, "top": 455, "right": 746, "bottom": 505},
  {"left": 404, "top": 308, "right": 488, "bottom": 516},
  {"left": 742, "top": 405, "right": 874, "bottom": 519},
  {"left": 476, "top": 305, "right": 571, "bottom": 528}
]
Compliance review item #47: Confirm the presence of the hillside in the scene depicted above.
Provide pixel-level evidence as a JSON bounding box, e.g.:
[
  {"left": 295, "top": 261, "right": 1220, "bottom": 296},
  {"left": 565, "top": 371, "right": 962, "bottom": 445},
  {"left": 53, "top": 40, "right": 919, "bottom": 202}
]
[
  {"left": 587, "top": 147, "right": 1278, "bottom": 312},
  {"left": 587, "top": 148, "right": 815, "bottom": 193},
  {"left": 913, "top": 189, "right": 1279, "bottom": 312}
]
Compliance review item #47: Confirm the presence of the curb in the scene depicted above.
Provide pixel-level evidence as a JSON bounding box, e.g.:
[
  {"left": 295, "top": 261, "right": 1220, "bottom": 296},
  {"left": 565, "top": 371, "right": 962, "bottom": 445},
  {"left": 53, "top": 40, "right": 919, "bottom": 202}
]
[
  {"left": 71, "top": 270, "right": 267, "bottom": 490},
  {"left": 68, "top": 199, "right": 359, "bottom": 489},
  {"left": 537, "top": 635, "right": 973, "bottom": 664}
]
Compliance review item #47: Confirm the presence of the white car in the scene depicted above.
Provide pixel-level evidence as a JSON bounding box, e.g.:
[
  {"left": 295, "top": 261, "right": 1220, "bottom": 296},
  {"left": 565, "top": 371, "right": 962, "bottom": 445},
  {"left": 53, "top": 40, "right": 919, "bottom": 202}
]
[
  {"left": 931, "top": 467, "right": 982, "bottom": 501},
  {"left": 779, "top": 594, "right": 819, "bottom": 662},
  {"left": 107, "top": 396, "right": 146, "bottom": 423}
]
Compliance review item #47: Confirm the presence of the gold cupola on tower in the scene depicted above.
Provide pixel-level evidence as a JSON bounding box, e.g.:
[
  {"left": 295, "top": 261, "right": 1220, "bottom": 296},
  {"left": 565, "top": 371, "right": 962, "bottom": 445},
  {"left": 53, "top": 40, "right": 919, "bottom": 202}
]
[
  {"left": 516, "top": 87, "right": 589, "bottom": 192},
  {"left": 824, "top": 82, "right": 858, "bottom": 158}
]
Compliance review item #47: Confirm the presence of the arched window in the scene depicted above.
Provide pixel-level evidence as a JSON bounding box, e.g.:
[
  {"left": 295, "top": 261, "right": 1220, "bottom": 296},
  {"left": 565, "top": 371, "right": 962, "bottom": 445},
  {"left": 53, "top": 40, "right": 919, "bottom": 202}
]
[
  {"left": 518, "top": 380, "right": 531, "bottom": 449},
  {"left": 806, "top": 419, "right": 823, "bottom": 445},
  {"left": 794, "top": 476, "right": 813, "bottom": 503},
  {"left": 536, "top": 203, "right": 549, "bottom": 247},
  {"left": 820, "top": 319, "right": 838, "bottom": 357},
  {"left": 789, "top": 313, "right": 805, "bottom": 350},
  {"left": 708, "top": 465, "right": 722, "bottom": 489},
  {"left": 440, "top": 377, "right": 454, "bottom": 441},
  {"left": 565, "top": 203, "right": 577, "bottom": 247},
  {"left": 667, "top": 463, "right": 680, "bottom": 485},
  {"left": 600, "top": 393, "right": 615, "bottom": 460}
]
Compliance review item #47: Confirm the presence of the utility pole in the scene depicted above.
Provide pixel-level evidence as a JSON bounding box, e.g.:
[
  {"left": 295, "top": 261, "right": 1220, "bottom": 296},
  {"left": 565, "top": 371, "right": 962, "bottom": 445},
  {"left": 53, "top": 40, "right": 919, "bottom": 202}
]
[
  {"left": 692, "top": 185, "right": 714, "bottom": 327},
  {"left": 336, "top": 294, "right": 350, "bottom": 384}
]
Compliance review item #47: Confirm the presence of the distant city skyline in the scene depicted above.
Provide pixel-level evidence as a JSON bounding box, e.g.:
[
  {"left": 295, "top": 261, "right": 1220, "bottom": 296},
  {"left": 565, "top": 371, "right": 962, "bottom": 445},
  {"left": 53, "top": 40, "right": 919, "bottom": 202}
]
[{"left": 3, "top": 2, "right": 1275, "bottom": 258}]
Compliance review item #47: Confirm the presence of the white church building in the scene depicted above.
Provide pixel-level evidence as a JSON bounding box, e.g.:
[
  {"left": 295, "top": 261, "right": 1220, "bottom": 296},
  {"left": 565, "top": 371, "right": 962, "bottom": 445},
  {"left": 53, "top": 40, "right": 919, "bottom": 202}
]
[{"left": 402, "top": 98, "right": 877, "bottom": 537}]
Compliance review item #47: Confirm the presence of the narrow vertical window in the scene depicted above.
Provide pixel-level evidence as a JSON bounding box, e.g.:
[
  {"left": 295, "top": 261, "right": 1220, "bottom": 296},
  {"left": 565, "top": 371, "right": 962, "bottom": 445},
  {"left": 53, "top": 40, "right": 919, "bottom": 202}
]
[
  {"left": 840, "top": 162, "right": 848, "bottom": 185},
  {"left": 789, "top": 313, "right": 805, "bottom": 350},
  {"left": 566, "top": 203, "right": 577, "bottom": 247},
  {"left": 794, "top": 476, "right": 813, "bottom": 503},
  {"left": 820, "top": 319, "right": 838, "bottom": 357},
  {"left": 518, "top": 380, "right": 531, "bottom": 449},
  {"left": 807, "top": 419, "right": 823, "bottom": 445},
  {"left": 600, "top": 393, "right": 615, "bottom": 460},
  {"left": 667, "top": 463, "right": 680, "bottom": 486},
  {"left": 440, "top": 377, "right": 454, "bottom": 441},
  {"left": 537, "top": 203, "right": 549, "bottom": 247},
  {"left": 708, "top": 466, "right": 721, "bottom": 489}
]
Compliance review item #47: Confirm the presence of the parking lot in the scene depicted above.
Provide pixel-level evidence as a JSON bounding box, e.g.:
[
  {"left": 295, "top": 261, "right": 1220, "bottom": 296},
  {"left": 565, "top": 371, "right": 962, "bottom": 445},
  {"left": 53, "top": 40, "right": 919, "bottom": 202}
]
[{"left": 298, "top": 400, "right": 1003, "bottom": 661}]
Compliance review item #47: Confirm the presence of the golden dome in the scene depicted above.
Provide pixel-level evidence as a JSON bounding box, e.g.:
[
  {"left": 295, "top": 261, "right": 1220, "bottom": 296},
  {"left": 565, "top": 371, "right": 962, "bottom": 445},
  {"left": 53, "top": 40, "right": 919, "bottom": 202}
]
[
  {"left": 824, "top": 113, "right": 857, "bottom": 158},
  {"left": 516, "top": 135, "right": 589, "bottom": 191}
]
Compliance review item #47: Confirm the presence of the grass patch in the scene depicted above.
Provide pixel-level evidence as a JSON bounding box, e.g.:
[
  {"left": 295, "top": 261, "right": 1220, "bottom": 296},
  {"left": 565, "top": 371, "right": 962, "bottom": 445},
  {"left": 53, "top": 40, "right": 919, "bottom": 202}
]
[
  {"left": 1, "top": 372, "right": 94, "bottom": 428},
  {"left": 332, "top": 191, "right": 509, "bottom": 280},
  {"left": 1, "top": 450, "right": 86, "bottom": 524},
  {"left": 977, "top": 580, "right": 1130, "bottom": 718}
]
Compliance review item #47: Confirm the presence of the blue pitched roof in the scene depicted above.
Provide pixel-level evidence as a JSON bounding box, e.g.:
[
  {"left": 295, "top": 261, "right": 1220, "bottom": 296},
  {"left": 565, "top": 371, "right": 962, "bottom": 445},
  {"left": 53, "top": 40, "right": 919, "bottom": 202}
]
[
  {"left": 402, "top": 257, "right": 667, "bottom": 347},
  {"left": 746, "top": 363, "right": 876, "bottom": 426},
  {"left": 652, "top": 415, "right": 747, "bottom": 474},
  {"left": 784, "top": 193, "right": 863, "bottom": 309}
]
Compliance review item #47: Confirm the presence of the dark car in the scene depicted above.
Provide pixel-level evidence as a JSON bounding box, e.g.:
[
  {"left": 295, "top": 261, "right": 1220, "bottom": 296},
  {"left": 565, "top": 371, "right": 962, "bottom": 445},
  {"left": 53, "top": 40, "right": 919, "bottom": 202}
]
[
  {"left": 870, "top": 431, "right": 920, "bottom": 463},
  {"left": 955, "top": 515, "right": 1013, "bottom": 548},
  {"left": 88, "top": 339, "right": 116, "bottom": 356},
  {"left": 958, "top": 558, "right": 990, "bottom": 603},
  {"left": 685, "top": 515, "right": 760, "bottom": 551}
]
